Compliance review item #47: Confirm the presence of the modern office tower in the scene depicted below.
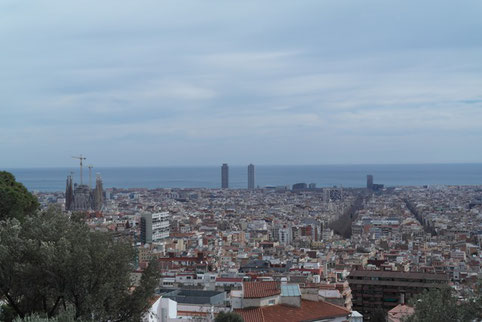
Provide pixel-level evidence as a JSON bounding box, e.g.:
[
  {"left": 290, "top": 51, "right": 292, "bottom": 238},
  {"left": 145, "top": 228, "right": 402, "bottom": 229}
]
[
  {"left": 248, "top": 164, "right": 255, "bottom": 190},
  {"left": 140, "top": 212, "right": 170, "bottom": 244},
  {"left": 65, "top": 175, "right": 74, "bottom": 211},
  {"left": 93, "top": 174, "right": 104, "bottom": 211},
  {"left": 221, "top": 163, "right": 229, "bottom": 189},
  {"left": 367, "top": 175, "right": 374, "bottom": 189}
]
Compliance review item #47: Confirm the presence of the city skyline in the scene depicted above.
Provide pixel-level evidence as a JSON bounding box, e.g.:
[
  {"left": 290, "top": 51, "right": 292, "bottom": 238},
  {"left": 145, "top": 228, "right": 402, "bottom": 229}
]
[
  {"left": 2, "top": 1, "right": 482, "bottom": 320},
  {"left": 8, "top": 163, "right": 482, "bottom": 193},
  {"left": 2, "top": 0, "right": 482, "bottom": 168}
]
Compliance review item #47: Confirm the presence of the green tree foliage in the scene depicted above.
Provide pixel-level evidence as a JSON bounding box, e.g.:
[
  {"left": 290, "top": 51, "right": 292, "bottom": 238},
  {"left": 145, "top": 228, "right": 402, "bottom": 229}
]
[
  {"left": 13, "top": 309, "right": 85, "bottom": 322},
  {"left": 405, "top": 286, "right": 479, "bottom": 322},
  {"left": 460, "top": 279, "right": 482, "bottom": 321},
  {"left": 369, "top": 307, "right": 386, "bottom": 322},
  {"left": 0, "top": 207, "right": 160, "bottom": 321},
  {"left": 0, "top": 171, "right": 39, "bottom": 222},
  {"left": 214, "top": 311, "right": 244, "bottom": 322}
]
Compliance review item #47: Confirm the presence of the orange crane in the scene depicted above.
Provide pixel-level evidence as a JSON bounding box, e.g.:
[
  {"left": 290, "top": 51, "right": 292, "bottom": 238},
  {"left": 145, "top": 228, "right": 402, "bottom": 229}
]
[{"left": 72, "top": 154, "right": 86, "bottom": 185}]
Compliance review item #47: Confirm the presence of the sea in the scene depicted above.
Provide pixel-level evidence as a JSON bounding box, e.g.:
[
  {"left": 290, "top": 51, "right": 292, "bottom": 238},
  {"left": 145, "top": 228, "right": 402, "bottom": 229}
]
[{"left": 3, "top": 164, "right": 482, "bottom": 193}]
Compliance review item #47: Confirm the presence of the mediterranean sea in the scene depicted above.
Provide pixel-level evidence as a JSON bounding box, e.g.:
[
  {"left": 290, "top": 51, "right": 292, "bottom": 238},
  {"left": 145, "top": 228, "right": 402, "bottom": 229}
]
[{"left": 4, "top": 164, "right": 482, "bottom": 192}]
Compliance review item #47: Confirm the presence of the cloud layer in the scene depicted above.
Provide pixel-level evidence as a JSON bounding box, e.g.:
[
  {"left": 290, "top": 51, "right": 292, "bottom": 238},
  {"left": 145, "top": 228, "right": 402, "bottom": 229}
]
[{"left": 1, "top": 0, "right": 482, "bottom": 167}]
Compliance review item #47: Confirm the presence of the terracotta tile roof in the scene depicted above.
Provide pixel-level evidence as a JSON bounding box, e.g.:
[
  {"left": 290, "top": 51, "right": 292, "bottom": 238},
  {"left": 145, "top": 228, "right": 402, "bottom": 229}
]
[
  {"left": 388, "top": 304, "right": 415, "bottom": 322},
  {"left": 235, "top": 307, "right": 264, "bottom": 322},
  {"left": 236, "top": 300, "right": 349, "bottom": 322},
  {"left": 243, "top": 281, "right": 281, "bottom": 299},
  {"left": 216, "top": 277, "right": 244, "bottom": 282},
  {"left": 262, "top": 300, "right": 349, "bottom": 322}
]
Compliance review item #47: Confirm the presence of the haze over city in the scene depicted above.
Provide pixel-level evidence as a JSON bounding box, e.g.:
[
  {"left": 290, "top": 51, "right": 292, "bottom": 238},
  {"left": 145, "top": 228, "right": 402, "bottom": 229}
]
[{"left": 2, "top": 0, "right": 482, "bottom": 167}]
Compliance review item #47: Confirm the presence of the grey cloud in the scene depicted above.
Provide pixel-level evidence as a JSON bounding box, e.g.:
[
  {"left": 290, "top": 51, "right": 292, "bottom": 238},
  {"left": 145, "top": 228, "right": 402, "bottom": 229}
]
[{"left": 1, "top": 0, "right": 482, "bottom": 166}]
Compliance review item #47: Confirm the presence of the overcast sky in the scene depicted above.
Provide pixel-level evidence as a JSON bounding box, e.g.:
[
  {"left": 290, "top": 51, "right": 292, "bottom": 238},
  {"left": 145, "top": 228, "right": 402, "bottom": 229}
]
[{"left": 1, "top": 0, "right": 482, "bottom": 167}]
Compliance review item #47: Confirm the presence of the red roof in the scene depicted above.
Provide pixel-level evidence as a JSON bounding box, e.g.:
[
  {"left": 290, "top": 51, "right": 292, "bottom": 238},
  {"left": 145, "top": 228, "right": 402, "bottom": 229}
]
[
  {"left": 236, "top": 300, "right": 349, "bottom": 322},
  {"left": 216, "top": 277, "right": 244, "bottom": 283},
  {"left": 235, "top": 307, "right": 264, "bottom": 322},
  {"left": 243, "top": 281, "right": 281, "bottom": 299}
]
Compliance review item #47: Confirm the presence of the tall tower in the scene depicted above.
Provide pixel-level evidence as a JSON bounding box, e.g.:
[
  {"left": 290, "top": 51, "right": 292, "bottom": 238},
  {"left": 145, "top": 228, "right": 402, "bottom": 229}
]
[
  {"left": 93, "top": 173, "right": 104, "bottom": 211},
  {"left": 221, "top": 163, "right": 229, "bottom": 189},
  {"left": 248, "top": 164, "right": 255, "bottom": 190},
  {"left": 65, "top": 174, "right": 74, "bottom": 211},
  {"left": 367, "top": 174, "right": 373, "bottom": 190}
]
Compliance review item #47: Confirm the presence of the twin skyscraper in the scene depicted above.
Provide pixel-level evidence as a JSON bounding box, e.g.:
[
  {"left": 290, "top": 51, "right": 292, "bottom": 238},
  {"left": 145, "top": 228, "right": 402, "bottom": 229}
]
[{"left": 221, "top": 163, "right": 255, "bottom": 189}]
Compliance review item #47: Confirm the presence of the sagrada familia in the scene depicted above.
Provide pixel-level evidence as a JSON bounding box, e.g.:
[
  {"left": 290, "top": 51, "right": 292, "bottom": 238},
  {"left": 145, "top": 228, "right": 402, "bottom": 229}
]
[{"left": 65, "top": 172, "right": 104, "bottom": 211}]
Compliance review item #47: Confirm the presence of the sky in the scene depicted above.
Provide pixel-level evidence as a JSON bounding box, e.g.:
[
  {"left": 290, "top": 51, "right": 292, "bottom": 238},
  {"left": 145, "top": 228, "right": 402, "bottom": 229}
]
[{"left": 1, "top": 0, "right": 482, "bottom": 167}]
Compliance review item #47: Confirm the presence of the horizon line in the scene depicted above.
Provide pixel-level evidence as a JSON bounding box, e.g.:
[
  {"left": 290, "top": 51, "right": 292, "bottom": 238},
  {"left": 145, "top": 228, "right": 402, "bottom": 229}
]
[{"left": 3, "top": 161, "right": 482, "bottom": 170}]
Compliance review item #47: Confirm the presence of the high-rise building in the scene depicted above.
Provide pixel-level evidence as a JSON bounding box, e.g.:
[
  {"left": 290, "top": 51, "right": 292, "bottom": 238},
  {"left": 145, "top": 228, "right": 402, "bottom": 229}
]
[
  {"left": 278, "top": 226, "right": 293, "bottom": 245},
  {"left": 93, "top": 174, "right": 104, "bottom": 211},
  {"left": 221, "top": 163, "right": 229, "bottom": 189},
  {"left": 367, "top": 175, "right": 373, "bottom": 189},
  {"left": 248, "top": 164, "right": 255, "bottom": 190},
  {"left": 140, "top": 212, "right": 170, "bottom": 244},
  {"left": 65, "top": 175, "right": 74, "bottom": 211}
]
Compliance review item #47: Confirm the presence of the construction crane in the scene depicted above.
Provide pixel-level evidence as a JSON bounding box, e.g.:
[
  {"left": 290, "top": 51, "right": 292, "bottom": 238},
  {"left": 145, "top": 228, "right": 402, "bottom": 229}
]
[
  {"left": 72, "top": 154, "right": 87, "bottom": 185},
  {"left": 88, "top": 165, "right": 93, "bottom": 189}
]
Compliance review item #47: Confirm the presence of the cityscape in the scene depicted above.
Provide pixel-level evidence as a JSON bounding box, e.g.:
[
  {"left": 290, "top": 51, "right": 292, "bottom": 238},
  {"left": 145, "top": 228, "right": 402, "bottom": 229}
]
[
  {"left": 23, "top": 159, "right": 481, "bottom": 321},
  {"left": 1, "top": 0, "right": 482, "bottom": 321}
]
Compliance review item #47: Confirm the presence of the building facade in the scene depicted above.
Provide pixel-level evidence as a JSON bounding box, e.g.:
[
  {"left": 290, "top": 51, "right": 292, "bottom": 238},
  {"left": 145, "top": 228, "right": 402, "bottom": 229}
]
[
  {"left": 221, "top": 163, "right": 229, "bottom": 189},
  {"left": 141, "top": 212, "right": 170, "bottom": 244},
  {"left": 279, "top": 227, "right": 293, "bottom": 245},
  {"left": 367, "top": 175, "right": 373, "bottom": 189},
  {"left": 248, "top": 164, "right": 255, "bottom": 190},
  {"left": 347, "top": 270, "right": 448, "bottom": 319},
  {"left": 64, "top": 173, "right": 104, "bottom": 211}
]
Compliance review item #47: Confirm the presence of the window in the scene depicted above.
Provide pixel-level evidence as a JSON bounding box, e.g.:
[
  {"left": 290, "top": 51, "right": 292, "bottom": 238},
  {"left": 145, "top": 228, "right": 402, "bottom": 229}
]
[{"left": 268, "top": 299, "right": 275, "bottom": 305}]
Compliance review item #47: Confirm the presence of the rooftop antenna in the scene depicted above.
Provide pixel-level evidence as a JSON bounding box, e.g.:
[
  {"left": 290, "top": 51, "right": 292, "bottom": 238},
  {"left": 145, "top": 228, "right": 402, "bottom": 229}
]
[
  {"left": 88, "top": 165, "right": 93, "bottom": 189},
  {"left": 72, "top": 154, "right": 87, "bottom": 185}
]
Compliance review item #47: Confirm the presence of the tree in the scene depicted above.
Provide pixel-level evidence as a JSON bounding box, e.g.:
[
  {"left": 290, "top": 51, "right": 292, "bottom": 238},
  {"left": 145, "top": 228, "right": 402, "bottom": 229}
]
[
  {"left": 0, "top": 171, "right": 38, "bottom": 222},
  {"left": 459, "top": 279, "right": 482, "bottom": 321},
  {"left": 369, "top": 307, "right": 386, "bottom": 322},
  {"left": 13, "top": 309, "right": 85, "bottom": 322},
  {"left": 404, "top": 286, "right": 478, "bottom": 322},
  {"left": 0, "top": 206, "right": 160, "bottom": 321},
  {"left": 214, "top": 311, "right": 244, "bottom": 322}
]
